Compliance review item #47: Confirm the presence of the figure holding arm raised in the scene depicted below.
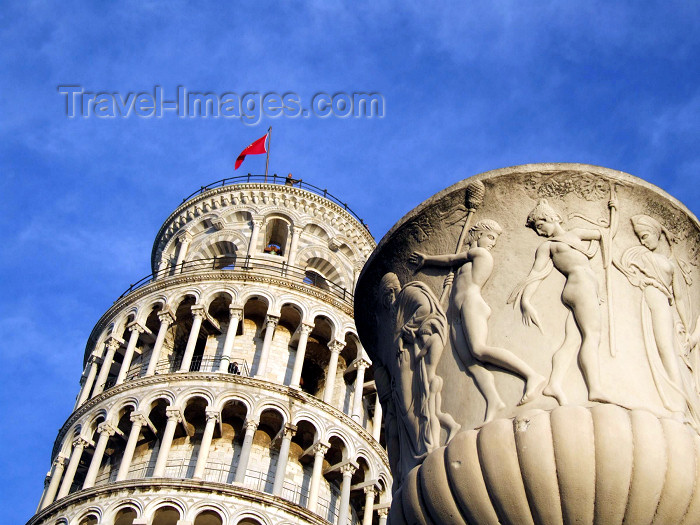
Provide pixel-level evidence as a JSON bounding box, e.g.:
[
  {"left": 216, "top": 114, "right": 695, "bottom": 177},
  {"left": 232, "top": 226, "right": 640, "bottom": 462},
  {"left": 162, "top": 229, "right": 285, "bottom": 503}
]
[
  {"left": 411, "top": 219, "right": 546, "bottom": 411},
  {"left": 508, "top": 199, "right": 609, "bottom": 405}
]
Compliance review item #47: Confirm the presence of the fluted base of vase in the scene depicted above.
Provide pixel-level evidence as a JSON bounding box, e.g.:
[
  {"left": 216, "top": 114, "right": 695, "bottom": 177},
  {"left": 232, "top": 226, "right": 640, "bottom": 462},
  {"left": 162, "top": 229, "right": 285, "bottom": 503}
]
[{"left": 390, "top": 405, "right": 700, "bottom": 525}]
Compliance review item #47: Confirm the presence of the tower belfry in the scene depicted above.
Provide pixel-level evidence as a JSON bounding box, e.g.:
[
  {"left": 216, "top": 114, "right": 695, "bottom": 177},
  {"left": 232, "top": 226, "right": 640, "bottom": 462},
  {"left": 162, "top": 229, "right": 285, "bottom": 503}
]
[{"left": 30, "top": 175, "right": 391, "bottom": 525}]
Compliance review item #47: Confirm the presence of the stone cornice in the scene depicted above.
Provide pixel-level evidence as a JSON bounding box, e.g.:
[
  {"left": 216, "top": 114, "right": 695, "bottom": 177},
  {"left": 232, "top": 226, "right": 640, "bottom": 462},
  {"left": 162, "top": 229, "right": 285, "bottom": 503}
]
[
  {"left": 52, "top": 373, "right": 389, "bottom": 471},
  {"left": 84, "top": 270, "right": 354, "bottom": 361},
  {"left": 27, "top": 478, "right": 333, "bottom": 525},
  {"left": 151, "top": 183, "right": 375, "bottom": 270}
]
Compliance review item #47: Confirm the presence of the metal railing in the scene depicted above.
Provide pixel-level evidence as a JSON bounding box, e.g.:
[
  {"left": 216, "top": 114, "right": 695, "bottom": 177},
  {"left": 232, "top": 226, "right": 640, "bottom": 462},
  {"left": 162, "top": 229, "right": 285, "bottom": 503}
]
[
  {"left": 181, "top": 174, "right": 367, "bottom": 227},
  {"left": 91, "top": 460, "right": 358, "bottom": 524},
  {"left": 117, "top": 255, "right": 353, "bottom": 305},
  {"left": 121, "top": 356, "right": 249, "bottom": 383}
]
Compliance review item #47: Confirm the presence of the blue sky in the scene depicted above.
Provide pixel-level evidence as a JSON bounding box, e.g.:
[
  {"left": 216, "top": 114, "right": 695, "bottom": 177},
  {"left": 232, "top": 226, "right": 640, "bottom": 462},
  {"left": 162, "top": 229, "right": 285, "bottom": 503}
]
[{"left": 1, "top": 1, "right": 699, "bottom": 522}]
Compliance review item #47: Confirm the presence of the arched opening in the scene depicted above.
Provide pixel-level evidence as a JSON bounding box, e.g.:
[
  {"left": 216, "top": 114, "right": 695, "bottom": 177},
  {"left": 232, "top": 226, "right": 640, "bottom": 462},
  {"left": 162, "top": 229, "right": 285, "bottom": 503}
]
[
  {"left": 138, "top": 399, "right": 169, "bottom": 477},
  {"left": 340, "top": 337, "right": 361, "bottom": 416},
  {"left": 220, "top": 399, "right": 248, "bottom": 483},
  {"left": 320, "top": 436, "right": 347, "bottom": 523},
  {"left": 242, "top": 297, "right": 270, "bottom": 376},
  {"left": 263, "top": 218, "right": 289, "bottom": 256},
  {"left": 152, "top": 505, "right": 180, "bottom": 525},
  {"left": 237, "top": 519, "right": 263, "bottom": 525},
  {"left": 255, "top": 408, "right": 284, "bottom": 493},
  {"left": 350, "top": 457, "right": 371, "bottom": 521},
  {"left": 303, "top": 269, "right": 329, "bottom": 290},
  {"left": 289, "top": 419, "right": 318, "bottom": 506},
  {"left": 114, "top": 507, "right": 137, "bottom": 525},
  {"left": 193, "top": 510, "right": 223, "bottom": 525},
  {"left": 299, "top": 316, "right": 333, "bottom": 399},
  {"left": 78, "top": 514, "right": 98, "bottom": 525},
  {"left": 178, "top": 396, "right": 209, "bottom": 478}
]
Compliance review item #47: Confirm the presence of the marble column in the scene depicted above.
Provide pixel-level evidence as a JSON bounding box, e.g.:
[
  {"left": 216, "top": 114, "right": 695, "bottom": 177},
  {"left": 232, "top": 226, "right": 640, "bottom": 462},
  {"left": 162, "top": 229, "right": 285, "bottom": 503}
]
[
  {"left": 116, "top": 323, "right": 147, "bottom": 385},
  {"left": 323, "top": 341, "right": 345, "bottom": 404},
  {"left": 371, "top": 393, "right": 382, "bottom": 441},
  {"left": 57, "top": 437, "right": 89, "bottom": 499},
  {"left": 307, "top": 442, "right": 329, "bottom": 513},
  {"left": 289, "top": 323, "right": 314, "bottom": 388},
  {"left": 272, "top": 424, "right": 297, "bottom": 496},
  {"left": 39, "top": 456, "right": 67, "bottom": 510},
  {"left": 92, "top": 337, "right": 122, "bottom": 396},
  {"left": 83, "top": 422, "right": 116, "bottom": 489},
  {"left": 75, "top": 354, "right": 101, "bottom": 408},
  {"left": 246, "top": 219, "right": 263, "bottom": 259},
  {"left": 286, "top": 225, "right": 302, "bottom": 265},
  {"left": 179, "top": 305, "right": 206, "bottom": 372},
  {"left": 218, "top": 308, "right": 242, "bottom": 372},
  {"left": 377, "top": 507, "right": 389, "bottom": 525},
  {"left": 145, "top": 311, "right": 175, "bottom": 376},
  {"left": 193, "top": 410, "right": 219, "bottom": 480},
  {"left": 352, "top": 360, "right": 369, "bottom": 421},
  {"left": 152, "top": 408, "right": 182, "bottom": 478},
  {"left": 255, "top": 315, "right": 279, "bottom": 378},
  {"left": 337, "top": 463, "right": 357, "bottom": 525},
  {"left": 233, "top": 419, "right": 258, "bottom": 483},
  {"left": 116, "top": 412, "right": 147, "bottom": 482},
  {"left": 174, "top": 232, "right": 191, "bottom": 272},
  {"left": 362, "top": 486, "right": 376, "bottom": 525}
]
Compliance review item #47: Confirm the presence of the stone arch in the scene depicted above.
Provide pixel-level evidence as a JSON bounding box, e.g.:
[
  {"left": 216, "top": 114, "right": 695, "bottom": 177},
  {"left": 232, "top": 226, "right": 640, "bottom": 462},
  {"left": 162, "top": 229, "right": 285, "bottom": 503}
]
[
  {"left": 356, "top": 449, "right": 377, "bottom": 480},
  {"left": 214, "top": 392, "right": 254, "bottom": 414},
  {"left": 167, "top": 289, "right": 202, "bottom": 311},
  {"left": 105, "top": 499, "right": 143, "bottom": 524},
  {"left": 74, "top": 508, "right": 102, "bottom": 525},
  {"left": 83, "top": 409, "right": 108, "bottom": 435},
  {"left": 253, "top": 401, "right": 290, "bottom": 424},
  {"left": 188, "top": 502, "right": 229, "bottom": 525},
  {"left": 146, "top": 499, "right": 186, "bottom": 525},
  {"left": 199, "top": 287, "right": 237, "bottom": 310},
  {"left": 175, "top": 388, "right": 215, "bottom": 411},
  {"left": 238, "top": 288, "right": 274, "bottom": 311},
  {"left": 231, "top": 511, "right": 272, "bottom": 525},
  {"left": 106, "top": 397, "right": 138, "bottom": 422},
  {"left": 137, "top": 389, "right": 176, "bottom": 412},
  {"left": 303, "top": 221, "right": 333, "bottom": 241}
]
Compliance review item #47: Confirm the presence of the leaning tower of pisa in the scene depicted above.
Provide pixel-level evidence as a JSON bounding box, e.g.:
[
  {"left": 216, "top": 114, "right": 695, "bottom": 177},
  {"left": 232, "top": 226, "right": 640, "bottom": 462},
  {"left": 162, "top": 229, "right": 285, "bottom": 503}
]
[{"left": 29, "top": 175, "right": 391, "bottom": 525}]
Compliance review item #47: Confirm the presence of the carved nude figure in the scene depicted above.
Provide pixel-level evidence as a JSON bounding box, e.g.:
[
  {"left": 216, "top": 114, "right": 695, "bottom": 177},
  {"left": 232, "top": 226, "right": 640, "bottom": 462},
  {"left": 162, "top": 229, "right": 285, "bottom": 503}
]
[
  {"left": 411, "top": 220, "right": 546, "bottom": 413},
  {"left": 378, "top": 272, "right": 460, "bottom": 479},
  {"left": 509, "top": 199, "right": 609, "bottom": 405},
  {"left": 614, "top": 214, "right": 700, "bottom": 425}
]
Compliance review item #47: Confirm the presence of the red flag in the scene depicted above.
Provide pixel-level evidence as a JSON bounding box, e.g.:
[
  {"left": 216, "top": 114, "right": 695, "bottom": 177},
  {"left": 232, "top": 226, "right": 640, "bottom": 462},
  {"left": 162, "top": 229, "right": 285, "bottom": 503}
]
[{"left": 235, "top": 133, "right": 268, "bottom": 170}]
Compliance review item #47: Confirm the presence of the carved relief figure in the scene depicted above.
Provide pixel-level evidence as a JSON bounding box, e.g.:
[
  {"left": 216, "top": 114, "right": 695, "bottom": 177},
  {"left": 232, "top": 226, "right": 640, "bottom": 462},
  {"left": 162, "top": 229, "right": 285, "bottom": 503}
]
[
  {"left": 378, "top": 272, "right": 460, "bottom": 480},
  {"left": 613, "top": 214, "right": 700, "bottom": 426},
  {"left": 411, "top": 220, "right": 546, "bottom": 418},
  {"left": 508, "top": 199, "right": 609, "bottom": 405}
]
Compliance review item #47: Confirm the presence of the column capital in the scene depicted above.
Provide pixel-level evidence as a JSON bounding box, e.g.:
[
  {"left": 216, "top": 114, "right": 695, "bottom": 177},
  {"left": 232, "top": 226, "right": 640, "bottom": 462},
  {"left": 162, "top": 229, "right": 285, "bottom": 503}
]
[
  {"left": 158, "top": 310, "right": 176, "bottom": 325},
  {"left": 229, "top": 307, "right": 243, "bottom": 321},
  {"left": 53, "top": 455, "right": 68, "bottom": 468},
  {"left": 340, "top": 463, "right": 357, "bottom": 476},
  {"left": 127, "top": 321, "right": 150, "bottom": 335},
  {"left": 105, "top": 335, "right": 124, "bottom": 351},
  {"left": 376, "top": 508, "right": 389, "bottom": 518},
  {"left": 73, "top": 436, "right": 90, "bottom": 449},
  {"left": 88, "top": 354, "right": 103, "bottom": 365},
  {"left": 283, "top": 423, "right": 297, "bottom": 438},
  {"left": 130, "top": 411, "right": 148, "bottom": 425},
  {"left": 312, "top": 442, "right": 329, "bottom": 456},
  {"left": 245, "top": 418, "right": 259, "bottom": 432},
  {"left": 356, "top": 358, "right": 370, "bottom": 370},
  {"left": 177, "top": 231, "right": 192, "bottom": 244},
  {"left": 364, "top": 485, "right": 377, "bottom": 496},
  {"left": 190, "top": 304, "right": 207, "bottom": 318},
  {"left": 265, "top": 315, "right": 280, "bottom": 327},
  {"left": 97, "top": 422, "right": 117, "bottom": 437},
  {"left": 165, "top": 408, "right": 183, "bottom": 423},
  {"left": 329, "top": 340, "right": 345, "bottom": 354},
  {"left": 251, "top": 217, "right": 265, "bottom": 227},
  {"left": 211, "top": 217, "right": 226, "bottom": 231},
  {"left": 205, "top": 409, "right": 220, "bottom": 422},
  {"left": 299, "top": 323, "right": 314, "bottom": 335},
  {"left": 289, "top": 224, "right": 303, "bottom": 235}
]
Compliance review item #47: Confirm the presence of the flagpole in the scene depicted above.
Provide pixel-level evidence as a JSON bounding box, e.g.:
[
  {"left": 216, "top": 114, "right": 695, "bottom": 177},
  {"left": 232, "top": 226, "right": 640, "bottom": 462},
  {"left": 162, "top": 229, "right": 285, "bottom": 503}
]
[{"left": 264, "top": 126, "right": 272, "bottom": 180}]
